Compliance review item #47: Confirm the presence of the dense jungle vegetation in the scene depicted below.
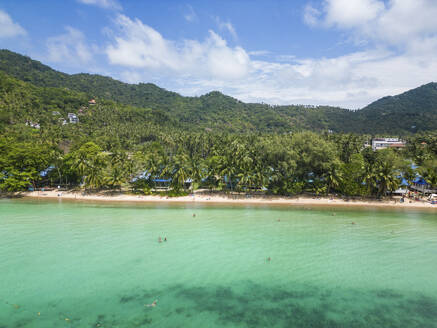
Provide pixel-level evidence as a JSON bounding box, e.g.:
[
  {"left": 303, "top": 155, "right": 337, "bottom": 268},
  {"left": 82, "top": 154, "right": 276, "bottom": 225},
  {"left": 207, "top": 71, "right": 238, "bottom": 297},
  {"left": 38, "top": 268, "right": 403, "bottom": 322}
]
[
  {"left": 0, "top": 49, "right": 436, "bottom": 196},
  {"left": 2, "top": 49, "right": 437, "bottom": 134}
]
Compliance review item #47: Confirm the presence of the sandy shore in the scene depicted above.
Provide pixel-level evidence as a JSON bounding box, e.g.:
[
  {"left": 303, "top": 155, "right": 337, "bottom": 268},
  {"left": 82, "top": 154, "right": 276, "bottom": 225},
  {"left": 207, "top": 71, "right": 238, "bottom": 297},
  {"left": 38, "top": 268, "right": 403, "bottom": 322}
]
[{"left": 20, "top": 189, "right": 437, "bottom": 210}]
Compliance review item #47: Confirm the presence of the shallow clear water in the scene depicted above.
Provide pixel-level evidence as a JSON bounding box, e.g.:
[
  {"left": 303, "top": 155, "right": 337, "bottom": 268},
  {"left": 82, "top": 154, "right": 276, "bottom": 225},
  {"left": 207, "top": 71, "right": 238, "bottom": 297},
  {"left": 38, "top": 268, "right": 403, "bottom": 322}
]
[{"left": 0, "top": 199, "right": 436, "bottom": 328}]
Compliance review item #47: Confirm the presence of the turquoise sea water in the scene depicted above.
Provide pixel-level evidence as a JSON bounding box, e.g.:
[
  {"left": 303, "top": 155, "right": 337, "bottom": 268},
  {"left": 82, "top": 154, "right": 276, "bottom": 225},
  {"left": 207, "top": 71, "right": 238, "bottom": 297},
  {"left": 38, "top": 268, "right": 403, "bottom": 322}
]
[{"left": 0, "top": 199, "right": 436, "bottom": 328}]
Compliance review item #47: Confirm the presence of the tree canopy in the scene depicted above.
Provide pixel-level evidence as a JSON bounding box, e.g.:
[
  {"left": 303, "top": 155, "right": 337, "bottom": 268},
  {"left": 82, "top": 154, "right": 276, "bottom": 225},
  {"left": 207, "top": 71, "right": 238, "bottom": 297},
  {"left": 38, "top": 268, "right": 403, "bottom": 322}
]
[{"left": 1, "top": 49, "right": 436, "bottom": 196}]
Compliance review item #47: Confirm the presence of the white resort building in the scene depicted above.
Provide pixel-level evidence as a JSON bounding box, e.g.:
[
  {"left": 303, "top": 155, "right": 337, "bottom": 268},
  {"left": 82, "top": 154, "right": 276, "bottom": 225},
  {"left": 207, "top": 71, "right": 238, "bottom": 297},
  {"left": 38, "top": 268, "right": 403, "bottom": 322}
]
[
  {"left": 67, "top": 113, "right": 79, "bottom": 124},
  {"left": 371, "top": 138, "right": 406, "bottom": 151}
]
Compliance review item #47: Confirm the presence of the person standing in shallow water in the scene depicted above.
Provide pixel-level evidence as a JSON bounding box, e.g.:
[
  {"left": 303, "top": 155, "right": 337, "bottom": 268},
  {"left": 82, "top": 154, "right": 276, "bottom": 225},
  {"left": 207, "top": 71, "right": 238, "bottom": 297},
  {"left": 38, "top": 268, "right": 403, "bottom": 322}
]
[{"left": 158, "top": 236, "right": 162, "bottom": 243}]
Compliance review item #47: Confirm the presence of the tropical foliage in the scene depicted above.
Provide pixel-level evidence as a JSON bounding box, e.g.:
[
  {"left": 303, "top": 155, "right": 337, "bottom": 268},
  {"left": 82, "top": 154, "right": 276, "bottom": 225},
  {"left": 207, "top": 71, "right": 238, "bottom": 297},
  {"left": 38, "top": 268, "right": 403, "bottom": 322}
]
[
  {"left": 2, "top": 122, "right": 436, "bottom": 197},
  {"left": 2, "top": 49, "right": 437, "bottom": 134},
  {"left": 1, "top": 49, "right": 436, "bottom": 196}
]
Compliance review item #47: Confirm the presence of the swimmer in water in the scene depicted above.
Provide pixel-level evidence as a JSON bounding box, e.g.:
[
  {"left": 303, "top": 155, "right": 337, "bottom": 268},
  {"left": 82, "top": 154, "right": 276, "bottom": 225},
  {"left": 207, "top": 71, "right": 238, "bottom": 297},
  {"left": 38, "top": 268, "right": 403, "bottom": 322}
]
[
  {"left": 164, "top": 237, "right": 167, "bottom": 242},
  {"left": 267, "top": 257, "right": 271, "bottom": 262},
  {"left": 193, "top": 213, "right": 196, "bottom": 217},
  {"left": 145, "top": 300, "right": 157, "bottom": 307},
  {"left": 351, "top": 222, "right": 355, "bottom": 225},
  {"left": 158, "top": 236, "right": 162, "bottom": 243}
]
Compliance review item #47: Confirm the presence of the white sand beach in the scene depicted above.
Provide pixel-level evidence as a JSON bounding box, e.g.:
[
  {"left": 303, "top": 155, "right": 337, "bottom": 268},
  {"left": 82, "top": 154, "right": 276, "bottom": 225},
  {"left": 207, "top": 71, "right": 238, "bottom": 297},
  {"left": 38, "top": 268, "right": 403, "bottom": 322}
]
[{"left": 21, "top": 189, "right": 437, "bottom": 210}]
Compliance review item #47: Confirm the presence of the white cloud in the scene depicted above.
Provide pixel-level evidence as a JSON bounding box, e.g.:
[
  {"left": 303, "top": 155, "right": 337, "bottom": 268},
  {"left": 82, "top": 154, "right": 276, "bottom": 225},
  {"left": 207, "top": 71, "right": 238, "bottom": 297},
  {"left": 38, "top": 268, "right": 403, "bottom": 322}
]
[
  {"left": 0, "top": 10, "right": 26, "bottom": 38},
  {"left": 240, "top": 0, "right": 435, "bottom": 107},
  {"left": 303, "top": 4, "right": 321, "bottom": 26},
  {"left": 184, "top": 5, "right": 197, "bottom": 22},
  {"left": 104, "top": 5, "right": 437, "bottom": 109},
  {"left": 305, "top": 0, "right": 437, "bottom": 48},
  {"left": 215, "top": 17, "right": 238, "bottom": 40},
  {"left": 135, "top": 43, "right": 437, "bottom": 108},
  {"left": 77, "top": 0, "right": 121, "bottom": 11},
  {"left": 324, "top": 0, "right": 385, "bottom": 28},
  {"left": 106, "top": 15, "right": 249, "bottom": 80},
  {"left": 370, "top": 0, "right": 437, "bottom": 46},
  {"left": 46, "top": 27, "right": 92, "bottom": 66},
  {"left": 248, "top": 50, "right": 271, "bottom": 56},
  {"left": 115, "top": 41, "right": 437, "bottom": 109},
  {"left": 276, "top": 55, "right": 297, "bottom": 62}
]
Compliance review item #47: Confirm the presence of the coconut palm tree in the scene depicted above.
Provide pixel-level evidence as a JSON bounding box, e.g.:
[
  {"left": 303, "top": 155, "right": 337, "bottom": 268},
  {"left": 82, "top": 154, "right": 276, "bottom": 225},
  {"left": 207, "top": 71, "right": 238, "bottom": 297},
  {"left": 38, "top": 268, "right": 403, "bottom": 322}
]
[
  {"left": 420, "top": 158, "right": 437, "bottom": 188},
  {"left": 165, "top": 154, "right": 190, "bottom": 191},
  {"left": 106, "top": 165, "right": 125, "bottom": 190}
]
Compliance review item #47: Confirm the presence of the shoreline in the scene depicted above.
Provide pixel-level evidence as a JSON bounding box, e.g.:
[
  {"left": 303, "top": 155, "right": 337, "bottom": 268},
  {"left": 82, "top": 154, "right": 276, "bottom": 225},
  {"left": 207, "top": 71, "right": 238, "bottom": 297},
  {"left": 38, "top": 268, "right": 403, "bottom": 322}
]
[{"left": 16, "top": 190, "right": 437, "bottom": 210}]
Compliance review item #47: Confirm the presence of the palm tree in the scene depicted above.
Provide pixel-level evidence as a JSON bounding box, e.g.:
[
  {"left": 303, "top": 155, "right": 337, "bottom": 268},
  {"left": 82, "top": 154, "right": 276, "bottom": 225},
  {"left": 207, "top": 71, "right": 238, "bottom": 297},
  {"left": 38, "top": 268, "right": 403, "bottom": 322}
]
[
  {"left": 167, "top": 154, "right": 190, "bottom": 191},
  {"left": 145, "top": 152, "right": 162, "bottom": 189},
  {"left": 187, "top": 156, "right": 205, "bottom": 191},
  {"left": 400, "top": 160, "right": 417, "bottom": 186},
  {"left": 376, "top": 163, "right": 400, "bottom": 196},
  {"left": 363, "top": 162, "right": 378, "bottom": 196},
  {"left": 85, "top": 166, "right": 104, "bottom": 190},
  {"left": 420, "top": 159, "right": 437, "bottom": 188},
  {"left": 369, "top": 150, "right": 401, "bottom": 197},
  {"left": 106, "top": 165, "right": 125, "bottom": 191},
  {"left": 236, "top": 155, "right": 254, "bottom": 192},
  {"left": 325, "top": 161, "right": 343, "bottom": 194}
]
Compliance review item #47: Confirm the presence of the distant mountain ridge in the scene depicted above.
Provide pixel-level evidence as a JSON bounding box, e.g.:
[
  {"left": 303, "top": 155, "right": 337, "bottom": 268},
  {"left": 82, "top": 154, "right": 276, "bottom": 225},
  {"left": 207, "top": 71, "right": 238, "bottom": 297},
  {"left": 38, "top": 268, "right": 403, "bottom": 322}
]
[
  {"left": 1, "top": 49, "right": 436, "bottom": 134},
  {"left": 0, "top": 49, "right": 182, "bottom": 108},
  {"left": 358, "top": 82, "right": 437, "bottom": 132}
]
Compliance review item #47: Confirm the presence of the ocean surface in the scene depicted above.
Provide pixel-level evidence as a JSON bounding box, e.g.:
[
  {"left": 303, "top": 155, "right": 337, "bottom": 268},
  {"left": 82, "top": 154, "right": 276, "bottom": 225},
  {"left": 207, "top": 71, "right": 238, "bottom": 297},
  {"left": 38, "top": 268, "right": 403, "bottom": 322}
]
[{"left": 0, "top": 199, "right": 436, "bottom": 328}]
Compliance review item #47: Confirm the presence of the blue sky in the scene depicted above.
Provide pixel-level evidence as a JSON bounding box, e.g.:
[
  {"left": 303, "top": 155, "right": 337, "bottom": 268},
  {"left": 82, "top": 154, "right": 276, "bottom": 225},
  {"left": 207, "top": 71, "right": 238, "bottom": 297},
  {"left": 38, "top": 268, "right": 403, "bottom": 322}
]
[{"left": 1, "top": 0, "right": 437, "bottom": 108}]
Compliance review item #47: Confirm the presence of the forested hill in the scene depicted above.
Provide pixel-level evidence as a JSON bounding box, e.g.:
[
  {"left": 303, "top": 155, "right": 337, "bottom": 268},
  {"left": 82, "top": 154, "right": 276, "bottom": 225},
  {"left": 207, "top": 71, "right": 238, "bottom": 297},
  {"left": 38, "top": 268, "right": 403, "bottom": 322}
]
[
  {"left": 357, "top": 83, "right": 437, "bottom": 133},
  {"left": 0, "top": 70, "right": 183, "bottom": 150},
  {"left": 0, "top": 49, "right": 352, "bottom": 133},
  {"left": 0, "top": 49, "right": 182, "bottom": 108},
  {"left": 1, "top": 49, "right": 437, "bottom": 134}
]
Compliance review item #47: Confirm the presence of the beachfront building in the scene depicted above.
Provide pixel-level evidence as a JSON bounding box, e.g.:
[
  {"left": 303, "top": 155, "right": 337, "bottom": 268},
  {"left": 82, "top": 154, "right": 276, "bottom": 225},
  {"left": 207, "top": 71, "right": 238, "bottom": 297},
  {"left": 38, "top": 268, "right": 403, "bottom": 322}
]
[
  {"left": 371, "top": 138, "right": 406, "bottom": 151},
  {"left": 410, "top": 177, "right": 436, "bottom": 194},
  {"left": 131, "top": 170, "right": 193, "bottom": 191}
]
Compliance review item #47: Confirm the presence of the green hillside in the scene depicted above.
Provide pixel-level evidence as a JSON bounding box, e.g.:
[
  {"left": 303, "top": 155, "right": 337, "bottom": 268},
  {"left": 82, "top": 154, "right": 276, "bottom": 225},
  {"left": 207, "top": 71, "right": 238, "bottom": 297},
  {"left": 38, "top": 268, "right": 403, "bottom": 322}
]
[
  {"left": 0, "top": 49, "right": 181, "bottom": 107},
  {"left": 1, "top": 49, "right": 437, "bottom": 134},
  {"left": 1, "top": 50, "right": 437, "bottom": 196},
  {"left": 0, "top": 70, "right": 181, "bottom": 149},
  {"left": 358, "top": 83, "right": 437, "bottom": 133}
]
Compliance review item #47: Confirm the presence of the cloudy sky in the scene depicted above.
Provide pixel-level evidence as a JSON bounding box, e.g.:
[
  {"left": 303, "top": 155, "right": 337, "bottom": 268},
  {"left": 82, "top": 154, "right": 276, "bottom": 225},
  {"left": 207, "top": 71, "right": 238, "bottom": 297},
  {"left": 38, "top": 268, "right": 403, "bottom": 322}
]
[{"left": 1, "top": 0, "right": 437, "bottom": 108}]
